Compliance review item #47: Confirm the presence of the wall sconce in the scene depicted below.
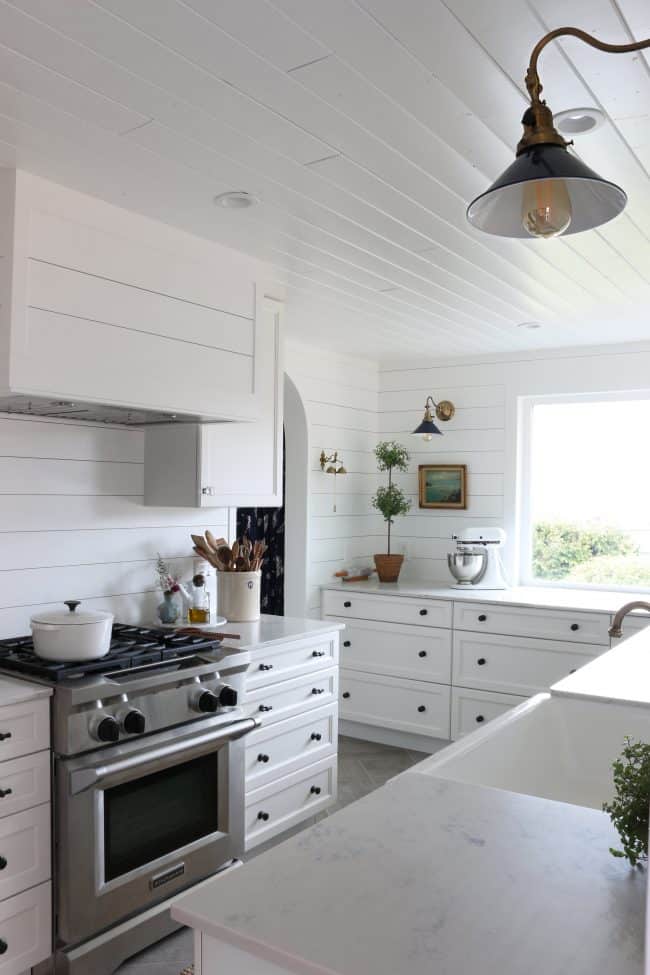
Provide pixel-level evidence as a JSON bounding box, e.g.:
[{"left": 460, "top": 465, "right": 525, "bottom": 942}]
[
  {"left": 467, "top": 27, "right": 650, "bottom": 239},
  {"left": 412, "top": 397, "right": 455, "bottom": 441},
  {"left": 320, "top": 450, "right": 347, "bottom": 475}
]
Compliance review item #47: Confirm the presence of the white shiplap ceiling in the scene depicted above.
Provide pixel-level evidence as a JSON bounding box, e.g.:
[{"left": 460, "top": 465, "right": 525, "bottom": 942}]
[{"left": 0, "top": 0, "right": 648, "bottom": 360}]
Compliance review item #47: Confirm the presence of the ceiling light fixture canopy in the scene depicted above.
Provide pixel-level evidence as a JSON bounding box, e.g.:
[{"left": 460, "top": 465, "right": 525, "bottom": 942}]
[
  {"left": 412, "top": 396, "right": 455, "bottom": 441},
  {"left": 467, "top": 27, "right": 650, "bottom": 240}
]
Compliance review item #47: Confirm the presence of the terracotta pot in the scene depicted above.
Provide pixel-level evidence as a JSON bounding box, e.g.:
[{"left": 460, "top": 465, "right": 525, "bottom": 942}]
[{"left": 374, "top": 554, "right": 404, "bottom": 583}]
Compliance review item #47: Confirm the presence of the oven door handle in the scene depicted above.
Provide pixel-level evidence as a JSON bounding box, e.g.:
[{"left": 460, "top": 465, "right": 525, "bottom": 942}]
[{"left": 69, "top": 717, "right": 259, "bottom": 796}]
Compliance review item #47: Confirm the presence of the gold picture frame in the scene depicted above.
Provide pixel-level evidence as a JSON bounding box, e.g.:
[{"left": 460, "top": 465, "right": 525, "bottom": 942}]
[{"left": 418, "top": 464, "right": 467, "bottom": 509}]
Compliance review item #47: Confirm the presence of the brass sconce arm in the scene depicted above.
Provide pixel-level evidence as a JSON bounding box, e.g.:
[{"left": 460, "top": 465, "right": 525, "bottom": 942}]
[{"left": 320, "top": 450, "right": 347, "bottom": 475}]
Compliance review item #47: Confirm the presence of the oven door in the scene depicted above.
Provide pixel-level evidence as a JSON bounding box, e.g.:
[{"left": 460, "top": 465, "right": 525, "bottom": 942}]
[{"left": 56, "top": 715, "right": 257, "bottom": 946}]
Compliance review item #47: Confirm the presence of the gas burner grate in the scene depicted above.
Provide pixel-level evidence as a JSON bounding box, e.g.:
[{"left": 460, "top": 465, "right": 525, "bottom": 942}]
[{"left": 0, "top": 624, "right": 223, "bottom": 683}]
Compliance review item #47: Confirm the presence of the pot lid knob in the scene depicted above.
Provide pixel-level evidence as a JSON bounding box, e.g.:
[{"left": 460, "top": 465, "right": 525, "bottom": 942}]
[{"left": 64, "top": 600, "right": 81, "bottom": 613}]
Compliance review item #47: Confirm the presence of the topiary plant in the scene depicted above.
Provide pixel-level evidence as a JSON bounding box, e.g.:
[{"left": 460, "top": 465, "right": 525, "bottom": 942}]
[
  {"left": 371, "top": 441, "right": 411, "bottom": 555},
  {"left": 603, "top": 737, "right": 650, "bottom": 867}
]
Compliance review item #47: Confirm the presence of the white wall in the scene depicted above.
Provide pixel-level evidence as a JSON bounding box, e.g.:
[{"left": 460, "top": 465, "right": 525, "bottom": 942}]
[
  {"left": 379, "top": 341, "right": 650, "bottom": 584},
  {"left": 285, "top": 339, "right": 380, "bottom": 615}
]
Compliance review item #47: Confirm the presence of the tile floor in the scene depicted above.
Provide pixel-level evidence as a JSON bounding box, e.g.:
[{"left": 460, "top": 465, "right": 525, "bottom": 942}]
[{"left": 115, "top": 736, "right": 435, "bottom": 975}]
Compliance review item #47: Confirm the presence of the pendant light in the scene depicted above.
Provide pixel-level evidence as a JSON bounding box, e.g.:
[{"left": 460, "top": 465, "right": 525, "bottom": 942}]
[
  {"left": 467, "top": 28, "right": 650, "bottom": 239},
  {"left": 412, "top": 397, "right": 455, "bottom": 441}
]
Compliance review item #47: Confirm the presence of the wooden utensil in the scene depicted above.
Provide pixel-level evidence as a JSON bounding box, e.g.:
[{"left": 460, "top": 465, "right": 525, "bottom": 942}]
[
  {"left": 176, "top": 627, "right": 241, "bottom": 640},
  {"left": 232, "top": 539, "right": 240, "bottom": 560},
  {"left": 216, "top": 545, "right": 233, "bottom": 570}
]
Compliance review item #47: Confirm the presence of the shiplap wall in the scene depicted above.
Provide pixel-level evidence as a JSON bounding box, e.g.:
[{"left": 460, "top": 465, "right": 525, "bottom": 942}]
[
  {"left": 0, "top": 412, "right": 230, "bottom": 637},
  {"left": 285, "top": 340, "right": 380, "bottom": 614},
  {"left": 379, "top": 341, "right": 650, "bottom": 584}
]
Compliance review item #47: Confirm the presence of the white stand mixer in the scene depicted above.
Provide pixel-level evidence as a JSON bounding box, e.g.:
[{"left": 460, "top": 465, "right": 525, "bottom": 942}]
[{"left": 447, "top": 527, "right": 508, "bottom": 590}]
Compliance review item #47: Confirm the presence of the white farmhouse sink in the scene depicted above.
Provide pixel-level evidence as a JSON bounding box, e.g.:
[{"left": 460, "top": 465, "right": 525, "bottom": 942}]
[{"left": 412, "top": 693, "right": 650, "bottom": 809}]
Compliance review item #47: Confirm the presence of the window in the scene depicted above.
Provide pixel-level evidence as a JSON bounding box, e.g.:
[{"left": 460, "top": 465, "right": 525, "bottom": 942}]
[{"left": 520, "top": 394, "right": 650, "bottom": 590}]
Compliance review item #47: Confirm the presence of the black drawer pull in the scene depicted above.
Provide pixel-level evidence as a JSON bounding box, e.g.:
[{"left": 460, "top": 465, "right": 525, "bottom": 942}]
[
  {"left": 0, "top": 938, "right": 7, "bottom": 954},
  {"left": 311, "top": 687, "right": 325, "bottom": 695},
  {"left": 311, "top": 732, "right": 322, "bottom": 741},
  {"left": 570, "top": 623, "right": 579, "bottom": 632},
  {"left": 342, "top": 691, "right": 351, "bottom": 699},
  {"left": 475, "top": 715, "right": 485, "bottom": 723},
  {"left": 258, "top": 663, "right": 274, "bottom": 671},
  {"left": 257, "top": 753, "right": 270, "bottom": 764},
  {"left": 417, "top": 705, "right": 426, "bottom": 713},
  {"left": 257, "top": 811, "right": 270, "bottom": 822},
  {"left": 478, "top": 614, "right": 487, "bottom": 623},
  {"left": 258, "top": 704, "right": 273, "bottom": 712},
  {"left": 0, "top": 856, "right": 6, "bottom": 871},
  {"left": 0, "top": 789, "right": 12, "bottom": 799},
  {"left": 569, "top": 668, "right": 577, "bottom": 674},
  {"left": 343, "top": 641, "right": 351, "bottom": 648},
  {"left": 477, "top": 657, "right": 487, "bottom": 666},
  {"left": 313, "top": 650, "right": 326, "bottom": 657},
  {"left": 418, "top": 650, "right": 427, "bottom": 658},
  {"left": 419, "top": 608, "right": 428, "bottom": 616},
  {"left": 310, "top": 785, "right": 322, "bottom": 795},
  {"left": 0, "top": 733, "right": 12, "bottom": 742},
  {"left": 343, "top": 601, "right": 352, "bottom": 608}
]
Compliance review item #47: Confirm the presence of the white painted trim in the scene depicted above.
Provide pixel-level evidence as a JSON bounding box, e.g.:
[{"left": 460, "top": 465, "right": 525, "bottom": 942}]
[{"left": 283, "top": 374, "right": 310, "bottom": 617}]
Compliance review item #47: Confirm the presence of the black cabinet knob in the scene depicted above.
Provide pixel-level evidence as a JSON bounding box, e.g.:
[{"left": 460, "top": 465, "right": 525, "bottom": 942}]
[
  {"left": 342, "top": 691, "right": 351, "bottom": 699},
  {"left": 569, "top": 668, "right": 577, "bottom": 674},
  {"left": 0, "top": 732, "right": 12, "bottom": 742},
  {"left": 476, "top": 715, "right": 485, "bottom": 723},
  {"left": 257, "top": 753, "right": 270, "bottom": 764},
  {"left": 478, "top": 614, "right": 487, "bottom": 622},
  {"left": 477, "top": 657, "right": 487, "bottom": 666},
  {"left": 418, "top": 650, "right": 427, "bottom": 658},
  {"left": 570, "top": 623, "right": 579, "bottom": 632},
  {"left": 0, "top": 938, "right": 7, "bottom": 954},
  {"left": 312, "top": 650, "right": 326, "bottom": 657},
  {"left": 259, "top": 663, "right": 274, "bottom": 671},
  {"left": 0, "top": 789, "right": 12, "bottom": 799},
  {"left": 258, "top": 704, "right": 273, "bottom": 712},
  {"left": 257, "top": 811, "right": 270, "bottom": 821},
  {"left": 417, "top": 705, "right": 426, "bottom": 713},
  {"left": 310, "top": 785, "right": 322, "bottom": 795},
  {"left": 311, "top": 732, "right": 322, "bottom": 741},
  {"left": 343, "top": 641, "right": 351, "bottom": 648},
  {"left": 343, "top": 601, "right": 352, "bottom": 608},
  {"left": 311, "top": 687, "right": 324, "bottom": 695},
  {"left": 419, "top": 608, "right": 428, "bottom": 616},
  {"left": 0, "top": 856, "right": 7, "bottom": 870}
]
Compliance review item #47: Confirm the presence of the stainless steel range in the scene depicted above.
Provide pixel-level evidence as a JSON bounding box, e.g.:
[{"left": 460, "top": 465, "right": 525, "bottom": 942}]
[{"left": 0, "top": 624, "right": 258, "bottom": 975}]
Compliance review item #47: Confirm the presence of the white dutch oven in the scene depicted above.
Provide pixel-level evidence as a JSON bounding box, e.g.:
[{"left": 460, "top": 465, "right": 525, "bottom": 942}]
[{"left": 30, "top": 600, "right": 114, "bottom": 661}]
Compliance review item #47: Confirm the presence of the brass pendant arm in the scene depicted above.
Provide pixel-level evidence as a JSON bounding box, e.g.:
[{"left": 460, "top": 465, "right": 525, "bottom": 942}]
[{"left": 526, "top": 27, "right": 650, "bottom": 104}]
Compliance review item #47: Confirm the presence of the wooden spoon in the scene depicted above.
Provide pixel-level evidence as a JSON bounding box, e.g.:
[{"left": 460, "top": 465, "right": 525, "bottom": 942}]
[{"left": 216, "top": 545, "right": 233, "bottom": 571}]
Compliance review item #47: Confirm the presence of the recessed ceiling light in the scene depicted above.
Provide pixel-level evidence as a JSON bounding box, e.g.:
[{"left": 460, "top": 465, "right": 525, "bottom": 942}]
[
  {"left": 213, "top": 191, "right": 259, "bottom": 209},
  {"left": 553, "top": 107, "right": 606, "bottom": 136},
  {"left": 517, "top": 321, "right": 542, "bottom": 329}
]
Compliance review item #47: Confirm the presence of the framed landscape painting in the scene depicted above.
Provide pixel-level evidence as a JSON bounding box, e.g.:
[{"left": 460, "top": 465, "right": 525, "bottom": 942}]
[{"left": 418, "top": 464, "right": 467, "bottom": 509}]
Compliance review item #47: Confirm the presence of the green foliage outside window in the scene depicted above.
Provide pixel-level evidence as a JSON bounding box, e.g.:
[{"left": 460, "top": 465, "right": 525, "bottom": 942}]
[{"left": 532, "top": 521, "right": 638, "bottom": 582}]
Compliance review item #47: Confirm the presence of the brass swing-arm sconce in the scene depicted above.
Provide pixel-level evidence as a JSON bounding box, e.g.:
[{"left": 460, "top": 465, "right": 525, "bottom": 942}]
[
  {"left": 412, "top": 396, "right": 455, "bottom": 441},
  {"left": 467, "top": 27, "right": 650, "bottom": 239},
  {"left": 320, "top": 450, "right": 347, "bottom": 475}
]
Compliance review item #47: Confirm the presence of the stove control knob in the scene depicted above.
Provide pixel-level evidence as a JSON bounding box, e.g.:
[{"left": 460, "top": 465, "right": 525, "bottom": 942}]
[
  {"left": 122, "top": 709, "right": 146, "bottom": 735},
  {"left": 218, "top": 685, "right": 238, "bottom": 708},
  {"left": 92, "top": 715, "right": 120, "bottom": 743},
  {"left": 193, "top": 690, "right": 219, "bottom": 714}
]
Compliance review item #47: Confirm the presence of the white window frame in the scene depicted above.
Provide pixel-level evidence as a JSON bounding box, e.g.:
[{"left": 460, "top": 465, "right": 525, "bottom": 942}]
[{"left": 518, "top": 389, "right": 650, "bottom": 592}]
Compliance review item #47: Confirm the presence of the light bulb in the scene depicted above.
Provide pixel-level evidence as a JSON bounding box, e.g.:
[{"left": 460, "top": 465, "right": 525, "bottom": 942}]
[
  {"left": 522, "top": 179, "right": 572, "bottom": 238},
  {"left": 423, "top": 433, "right": 433, "bottom": 442}
]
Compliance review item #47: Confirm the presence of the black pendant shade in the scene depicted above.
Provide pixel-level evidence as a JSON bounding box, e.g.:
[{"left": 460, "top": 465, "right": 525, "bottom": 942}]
[
  {"left": 412, "top": 416, "right": 442, "bottom": 437},
  {"left": 467, "top": 143, "right": 627, "bottom": 238}
]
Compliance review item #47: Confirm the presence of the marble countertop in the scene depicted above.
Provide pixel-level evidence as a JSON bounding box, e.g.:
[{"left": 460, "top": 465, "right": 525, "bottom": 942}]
[
  {"left": 222, "top": 614, "right": 344, "bottom": 652},
  {"left": 172, "top": 773, "right": 645, "bottom": 975},
  {"left": 322, "top": 579, "right": 648, "bottom": 616},
  {"left": 552, "top": 624, "right": 650, "bottom": 706},
  {"left": 0, "top": 675, "right": 52, "bottom": 705}
]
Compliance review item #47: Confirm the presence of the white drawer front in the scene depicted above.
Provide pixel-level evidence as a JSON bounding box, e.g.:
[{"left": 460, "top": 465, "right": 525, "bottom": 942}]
[
  {"left": 451, "top": 687, "right": 527, "bottom": 740},
  {"left": 0, "top": 803, "right": 51, "bottom": 903},
  {"left": 245, "top": 757, "right": 337, "bottom": 850},
  {"left": 453, "top": 602, "right": 610, "bottom": 645},
  {"left": 339, "top": 670, "right": 450, "bottom": 739},
  {"left": 322, "top": 590, "right": 452, "bottom": 629},
  {"left": 0, "top": 881, "right": 51, "bottom": 975},
  {"left": 0, "top": 751, "right": 50, "bottom": 821},
  {"left": 0, "top": 700, "right": 49, "bottom": 762},
  {"left": 452, "top": 631, "right": 599, "bottom": 697},
  {"left": 335, "top": 618, "right": 451, "bottom": 683},
  {"left": 245, "top": 634, "right": 338, "bottom": 691},
  {"left": 245, "top": 704, "right": 337, "bottom": 791},
  {"left": 242, "top": 668, "right": 338, "bottom": 728}
]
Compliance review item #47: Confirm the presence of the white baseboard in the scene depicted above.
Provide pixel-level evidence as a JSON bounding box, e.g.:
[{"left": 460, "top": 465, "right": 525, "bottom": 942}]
[{"left": 339, "top": 720, "right": 449, "bottom": 754}]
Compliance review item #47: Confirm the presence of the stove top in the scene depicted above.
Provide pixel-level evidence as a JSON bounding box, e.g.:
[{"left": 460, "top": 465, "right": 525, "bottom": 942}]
[{"left": 0, "top": 623, "right": 223, "bottom": 683}]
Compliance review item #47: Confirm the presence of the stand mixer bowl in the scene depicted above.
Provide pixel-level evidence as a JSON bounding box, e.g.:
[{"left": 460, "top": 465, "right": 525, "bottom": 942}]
[{"left": 447, "top": 551, "right": 487, "bottom": 586}]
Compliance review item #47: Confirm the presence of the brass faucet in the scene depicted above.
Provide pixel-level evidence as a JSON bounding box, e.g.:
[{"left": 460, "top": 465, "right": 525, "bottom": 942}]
[{"left": 608, "top": 601, "right": 650, "bottom": 639}]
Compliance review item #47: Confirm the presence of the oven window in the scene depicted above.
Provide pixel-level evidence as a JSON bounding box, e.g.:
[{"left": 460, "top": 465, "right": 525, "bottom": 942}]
[{"left": 104, "top": 751, "right": 220, "bottom": 881}]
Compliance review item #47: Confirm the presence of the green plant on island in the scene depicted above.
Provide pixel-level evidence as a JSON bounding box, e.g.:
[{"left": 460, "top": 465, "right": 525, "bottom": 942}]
[
  {"left": 371, "top": 441, "right": 411, "bottom": 555},
  {"left": 603, "top": 737, "right": 650, "bottom": 868}
]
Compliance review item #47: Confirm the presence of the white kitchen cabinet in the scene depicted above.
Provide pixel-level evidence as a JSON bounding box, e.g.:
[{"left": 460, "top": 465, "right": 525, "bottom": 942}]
[
  {"left": 453, "top": 601, "right": 610, "bottom": 646},
  {"left": 321, "top": 590, "right": 452, "bottom": 629},
  {"left": 245, "top": 757, "right": 337, "bottom": 851},
  {"left": 451, "top": 687, "right": 527, "bottom": 739},
  {"left": 0, "top": 882, "right": 51, "bottom": 975},
  {"left": 144, "top": 297, "right": 283, "bottom": 507},
  {"left": 244, "top": 705, "right": 337, "bottom": 791},
  {"left": 334, "top": 617, "right": 452, "bottom": 683},
  {"left": 339, "top": 670, "right": 451, "bottom": 739}
]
